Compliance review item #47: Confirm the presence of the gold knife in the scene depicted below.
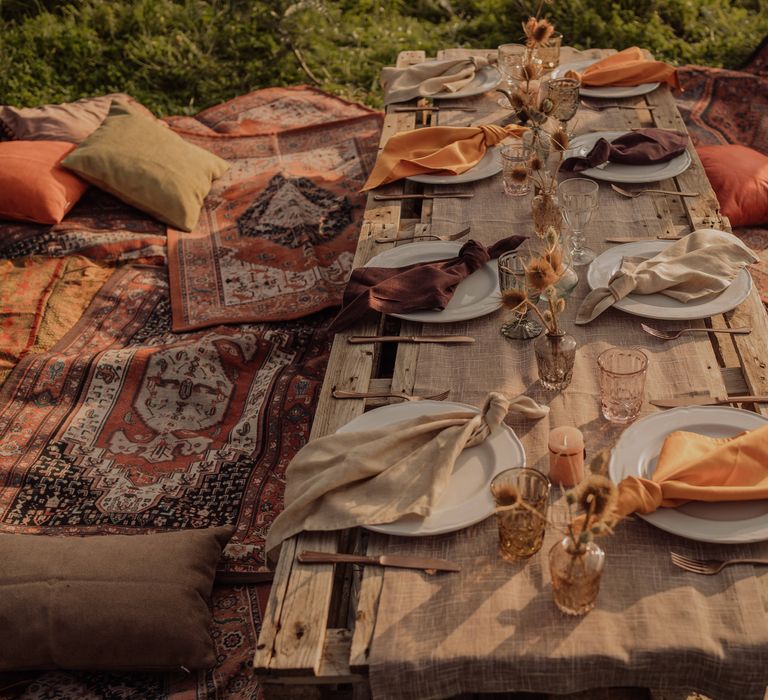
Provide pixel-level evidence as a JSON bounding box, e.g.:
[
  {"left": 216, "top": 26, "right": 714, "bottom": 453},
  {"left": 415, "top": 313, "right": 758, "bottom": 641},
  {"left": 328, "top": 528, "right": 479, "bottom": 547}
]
[
  {"left": 298, "top": 550, "right": 460, "bottom": 573},
  {"left": 605, "top": 236, "right": 682, "bottom": 243},
  {"left": 373, "top": 193, "right": 474, "bottom": 201},
  {"left": 348, "top": 335, "right": 475, "bottom": 344},
  {"left": 650, "top": 395, "right": 768, "bottom": 408},
  {"left": 392, "top": 106, "right": 477, "bottom": 112}
]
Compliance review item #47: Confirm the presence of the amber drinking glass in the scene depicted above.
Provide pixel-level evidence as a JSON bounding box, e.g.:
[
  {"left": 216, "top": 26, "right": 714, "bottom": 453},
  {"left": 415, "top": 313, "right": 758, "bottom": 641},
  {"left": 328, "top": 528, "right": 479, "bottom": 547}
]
[{"left": 491, "top": 467, "right": 550, "bottom": 561}]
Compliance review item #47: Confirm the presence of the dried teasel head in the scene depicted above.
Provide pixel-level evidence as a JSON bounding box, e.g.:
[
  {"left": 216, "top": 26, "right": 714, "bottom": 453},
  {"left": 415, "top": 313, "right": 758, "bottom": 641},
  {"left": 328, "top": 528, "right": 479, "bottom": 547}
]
[
  {"left": 501, "top": 288, "right": 528, "bottom": 311},
  {"left": 544, "top": 241, "right": 563, "bottom": 275},
  {"left": 508, "top": 90, "right": 526, "bottom": 109},
  {"left": 492, "top": 482, "right": 522, "bottom": 508},
  {"left": 530, "top": 154, "right": 544, "bottom": 172},
  {"left": 551, "top": 127, "right": 570, "bottom": 152},
  {"left": 569, "top": 474, "right": 619, "bottom": 525},
  {"left": 509, "top": 165, "right": 529, "bottom": 183},
  {"left": 525, "top": 257, "right": 559, "bottom": 291},
  {"left": 523, "top": 17, "right": 555, "bottom": 47}
]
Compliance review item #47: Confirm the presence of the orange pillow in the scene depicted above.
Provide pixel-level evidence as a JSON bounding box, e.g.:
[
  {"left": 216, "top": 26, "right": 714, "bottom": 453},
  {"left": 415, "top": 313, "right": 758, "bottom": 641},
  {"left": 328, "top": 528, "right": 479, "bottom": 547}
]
[
  {"left": 0, "top": 141, "right": 88, "bottom": 224},
  {"left": 697, "top": 145, "right": 768, "bottom": 227}
]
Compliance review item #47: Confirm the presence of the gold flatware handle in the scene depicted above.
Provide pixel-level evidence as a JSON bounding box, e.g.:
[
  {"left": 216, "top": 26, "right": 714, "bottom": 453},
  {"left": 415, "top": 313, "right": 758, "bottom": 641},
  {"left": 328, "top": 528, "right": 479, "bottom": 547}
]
[
  {"left": 650, "top": 395, "right": 768, "bottom": 408},
  {"left": 605, "top": 236, "right": 682, "bottom": 243},
  {"left": 298, "top": 551, "right": 378, "bottom": 565},
  {"left": 347, "top": 335, "right": 475, "bottom": 344},
  {"left": 373, "top": 193, "right": 474, "bottom": 200},
  {"left": 392, "top": 106, "right": 477, "bottom": 112}
]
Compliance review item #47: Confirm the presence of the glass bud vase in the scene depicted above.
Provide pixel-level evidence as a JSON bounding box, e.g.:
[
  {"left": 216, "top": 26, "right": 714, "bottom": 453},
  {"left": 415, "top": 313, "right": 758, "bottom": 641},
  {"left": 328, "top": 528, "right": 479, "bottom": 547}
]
[
  {"left": 532, "top": 189, "right": 562, "bottom": 236},
  {"left": 533, "top": 330, "right": 576, "bottom": 390},
  {"left": 549, "top": 537, "right": 606, "bottom": 615}
]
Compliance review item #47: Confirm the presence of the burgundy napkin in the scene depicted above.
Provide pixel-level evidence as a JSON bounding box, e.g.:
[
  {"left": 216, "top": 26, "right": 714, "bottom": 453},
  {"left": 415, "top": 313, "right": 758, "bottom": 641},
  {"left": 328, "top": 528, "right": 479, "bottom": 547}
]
[
  {"left": 328, "top": 236, "right": 526, "bottom": 331},
  {"left": 561, "top": 128, "right": 688, "bottom": 172}
]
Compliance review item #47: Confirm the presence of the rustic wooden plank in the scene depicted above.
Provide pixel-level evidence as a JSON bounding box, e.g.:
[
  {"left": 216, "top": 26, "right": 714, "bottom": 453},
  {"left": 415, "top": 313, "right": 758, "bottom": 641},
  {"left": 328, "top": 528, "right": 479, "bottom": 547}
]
[
  {"left": 721, "top": 366, "right": 750, "bottom": 395},
  {"left": 349, "top": 533, "right": 389, "bottom": 672}
]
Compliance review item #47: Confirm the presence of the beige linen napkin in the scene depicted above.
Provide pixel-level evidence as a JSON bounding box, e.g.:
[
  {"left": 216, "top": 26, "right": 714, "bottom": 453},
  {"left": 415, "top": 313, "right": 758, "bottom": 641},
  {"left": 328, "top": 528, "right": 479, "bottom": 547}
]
[
  {"left": 381, "top": 56, "right": 492, "bottom": 105},
  {"left": 576, "top": 229, "right": 757, "bottom": 324},
  {"left": 265, "top": 393, "right": 548, "bottom": 564}
]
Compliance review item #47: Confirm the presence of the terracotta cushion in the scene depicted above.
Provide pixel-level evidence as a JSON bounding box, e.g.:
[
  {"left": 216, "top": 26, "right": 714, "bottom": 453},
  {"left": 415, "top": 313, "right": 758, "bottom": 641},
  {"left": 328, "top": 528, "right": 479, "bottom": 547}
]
[
  {"left": 0, "top": 94, "right": 156, "bottom": 144},
  {"left": 0, "top": 141, "right": 88, "bottom": 224},
  {"left": 697, "top": 144, "right": 768, "bottom": 227},
  {"left": 0, "top": 526, "right": 233, "bottom": 671},
  {"left": 62, "top": 102, "right": 229, "bottom": 231}
]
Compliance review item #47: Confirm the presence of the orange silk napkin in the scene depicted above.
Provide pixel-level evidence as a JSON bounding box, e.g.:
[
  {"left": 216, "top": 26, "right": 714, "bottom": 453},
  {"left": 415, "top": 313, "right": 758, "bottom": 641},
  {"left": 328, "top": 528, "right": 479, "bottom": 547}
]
[
  {"left": 361, "top": 124, "right": 526, "bottom": 191},
  {"left": 579, "top": 47, "right": 680, "bottom": 89},
  {"left": 616, "top": 424, "right": 768, "bottom": 518}
]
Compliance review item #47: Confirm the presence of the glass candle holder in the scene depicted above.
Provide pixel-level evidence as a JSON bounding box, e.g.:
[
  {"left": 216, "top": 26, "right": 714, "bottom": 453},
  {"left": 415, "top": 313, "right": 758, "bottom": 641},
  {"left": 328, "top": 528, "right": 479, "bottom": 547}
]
[
  {"left": 597, "top": 347, "right": 648, "bottom": 423},
  {"left": 490, "top": 467, "right": 550, "bottom": 561},
  {"left": 498, "top": 251, "right": 542, "bottom": 340}
]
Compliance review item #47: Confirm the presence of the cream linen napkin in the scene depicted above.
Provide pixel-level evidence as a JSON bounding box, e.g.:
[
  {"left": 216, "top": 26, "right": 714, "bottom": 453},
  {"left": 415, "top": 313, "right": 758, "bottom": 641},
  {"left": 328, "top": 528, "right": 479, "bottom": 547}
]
[
  {"left": 576, "top": 229, "right": 757, "bottom": 324},
  {"left": 382, "top": 56, "right": 492, "bottom": 105},
  {"left": 265, "top": 393, "right": 548, "bottom": 564}
]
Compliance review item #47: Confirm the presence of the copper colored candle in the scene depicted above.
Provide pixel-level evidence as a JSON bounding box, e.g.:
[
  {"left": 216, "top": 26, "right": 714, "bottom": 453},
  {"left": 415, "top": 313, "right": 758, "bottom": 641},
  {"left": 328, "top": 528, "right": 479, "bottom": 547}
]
[{"left": 548, "top": 426, "right": 585, "bottom": 487}]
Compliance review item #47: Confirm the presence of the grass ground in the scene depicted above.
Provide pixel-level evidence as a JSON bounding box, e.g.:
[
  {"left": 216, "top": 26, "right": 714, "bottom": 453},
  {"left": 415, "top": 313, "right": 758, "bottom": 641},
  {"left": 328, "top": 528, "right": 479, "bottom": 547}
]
[{"left": 0, "top": 0, "right": 766, "bottom": 114}]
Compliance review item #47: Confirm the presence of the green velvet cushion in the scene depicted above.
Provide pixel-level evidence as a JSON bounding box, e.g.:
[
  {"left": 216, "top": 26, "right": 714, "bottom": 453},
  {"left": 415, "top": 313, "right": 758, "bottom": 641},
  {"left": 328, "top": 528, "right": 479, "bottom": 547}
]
[
  {"left": 62, "top": 102, "right": 229, "bottom": 231},
  {"left": 0, "top": 526, "right": 233, "bottom": 671}
]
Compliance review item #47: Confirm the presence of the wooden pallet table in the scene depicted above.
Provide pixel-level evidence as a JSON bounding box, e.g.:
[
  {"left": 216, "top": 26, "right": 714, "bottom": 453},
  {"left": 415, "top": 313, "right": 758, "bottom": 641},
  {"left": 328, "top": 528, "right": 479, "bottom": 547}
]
[{"left": 254, "top": 47, "right": 768, "bottom": 699}]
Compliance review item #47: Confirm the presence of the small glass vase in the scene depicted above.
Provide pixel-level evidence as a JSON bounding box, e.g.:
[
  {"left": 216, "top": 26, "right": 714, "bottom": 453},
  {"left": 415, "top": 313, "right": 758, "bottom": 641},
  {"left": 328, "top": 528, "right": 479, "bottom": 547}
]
[
  {"left": 533, "top": 330, "right": 576, "bottom": 390},
  {"left": 532, "top": 189, "right": 562, "bottom": 236},
  {"left": 549, "top": 537, "right": 606, "bottom": 615}
]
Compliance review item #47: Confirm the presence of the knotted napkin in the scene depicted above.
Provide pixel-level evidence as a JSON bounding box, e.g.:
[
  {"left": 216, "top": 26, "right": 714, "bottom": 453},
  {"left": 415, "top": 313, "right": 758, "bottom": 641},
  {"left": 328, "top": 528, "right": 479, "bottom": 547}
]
[
  {"left": 616, "top": 424, "right": 768, "bottom": 519},
  {"left": 575, "top": 46, "right": 680, "bottom": 89},
  {"left": 561, "top": 128, "right": 688, "bottom": 173},
  {"left": 382, "top": 56, "right": 493, "bottom": 105},
  {"left": 361, "top": 124, "right": 526, "bottom": 191},
  {"left": 265, "top": 392, "right": 549, "bottom": 564},
  {"left": 575, "top": 229, "right": 757, "bottom": 325},
  {"left": 328, "top": 236, "right": 526, "bottom": 331}
]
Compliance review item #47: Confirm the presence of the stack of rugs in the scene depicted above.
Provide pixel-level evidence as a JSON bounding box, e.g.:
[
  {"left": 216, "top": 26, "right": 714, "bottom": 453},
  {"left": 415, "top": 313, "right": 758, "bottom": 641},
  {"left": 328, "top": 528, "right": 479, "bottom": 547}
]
[{"left": 0, "top": 86, "right": 381, "bottom": 700}]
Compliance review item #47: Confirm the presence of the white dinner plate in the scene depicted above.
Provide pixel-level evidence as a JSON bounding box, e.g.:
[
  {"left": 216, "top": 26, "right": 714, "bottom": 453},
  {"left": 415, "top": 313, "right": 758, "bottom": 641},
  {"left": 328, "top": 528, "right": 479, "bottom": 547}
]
[
  {"left": 609, "top": 406, "right": 768, "bottom": 543},
  {"left": 566, "top": 131, "right": 692, "bottom": 183},
  {"left": 337, "top": 400, "right": 526, "bottom": 536},
  {"left": 407, "top": 147, "right": 502, "bottom": 185},
  {"left": 587, "top": 236, "right": 752, "bottom": 321},
  {"left": 365, "top": 241, "right": 501, "bottom": 323},
  {"left": 552, "top": 58, "right": 660, "bottom": 98},
  {"left": 432, "top": 64, "right": 502, "bottom": 100}
]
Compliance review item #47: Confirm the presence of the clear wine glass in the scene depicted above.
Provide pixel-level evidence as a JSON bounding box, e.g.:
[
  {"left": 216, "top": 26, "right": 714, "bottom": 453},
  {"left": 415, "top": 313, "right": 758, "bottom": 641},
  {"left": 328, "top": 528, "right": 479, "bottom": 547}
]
[
  {"left": 498, "top": 251, "right": 542, "bottom": 340},
  {"left": 559, "top": 178, "right": 599, "bottom": 266}
]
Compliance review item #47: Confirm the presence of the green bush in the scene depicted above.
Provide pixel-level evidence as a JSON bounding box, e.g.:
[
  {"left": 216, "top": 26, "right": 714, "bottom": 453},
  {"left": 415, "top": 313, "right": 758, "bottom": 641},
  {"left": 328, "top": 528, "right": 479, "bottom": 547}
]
[{"left": 0, "top": 0, "right": 765, "bottom": 114}]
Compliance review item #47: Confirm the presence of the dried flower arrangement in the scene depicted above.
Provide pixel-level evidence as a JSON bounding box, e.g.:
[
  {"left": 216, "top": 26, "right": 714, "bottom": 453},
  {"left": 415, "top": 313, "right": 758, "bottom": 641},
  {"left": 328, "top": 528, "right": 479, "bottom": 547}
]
[
  {"left": 562, "top": 451, "right": 620, "bottom": 554},
  {"left": 500, "top": 227, "right": 568, "bottom": 335}
]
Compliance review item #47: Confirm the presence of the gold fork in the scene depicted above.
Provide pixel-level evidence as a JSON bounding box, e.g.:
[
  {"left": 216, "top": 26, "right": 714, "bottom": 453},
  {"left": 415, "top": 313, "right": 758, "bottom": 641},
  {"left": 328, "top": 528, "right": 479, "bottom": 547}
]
[
  {"left": 611, "top": 184, "right": 700, "bottom": 199},
  {"left": 670, "top": 551, "right": 768, "bottom": 575},
  {"left": 640, "top": 323, "right": 751, "bottom": 341},
  {"left": 332, "top": 388, "right": 450, "bottom": 402}
]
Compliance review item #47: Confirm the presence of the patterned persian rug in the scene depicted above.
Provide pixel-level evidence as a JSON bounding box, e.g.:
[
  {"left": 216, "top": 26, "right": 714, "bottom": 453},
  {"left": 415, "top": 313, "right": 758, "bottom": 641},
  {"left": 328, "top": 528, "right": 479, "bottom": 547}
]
[
  {"left": 167, "top": 87, "right": 382, "bottom": 331},
  {"left": 676, "top": 38, "right": 768, "bottom": 302},
  {"left": 0, "top": 266, "right": 333, "bottom": 699}
]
